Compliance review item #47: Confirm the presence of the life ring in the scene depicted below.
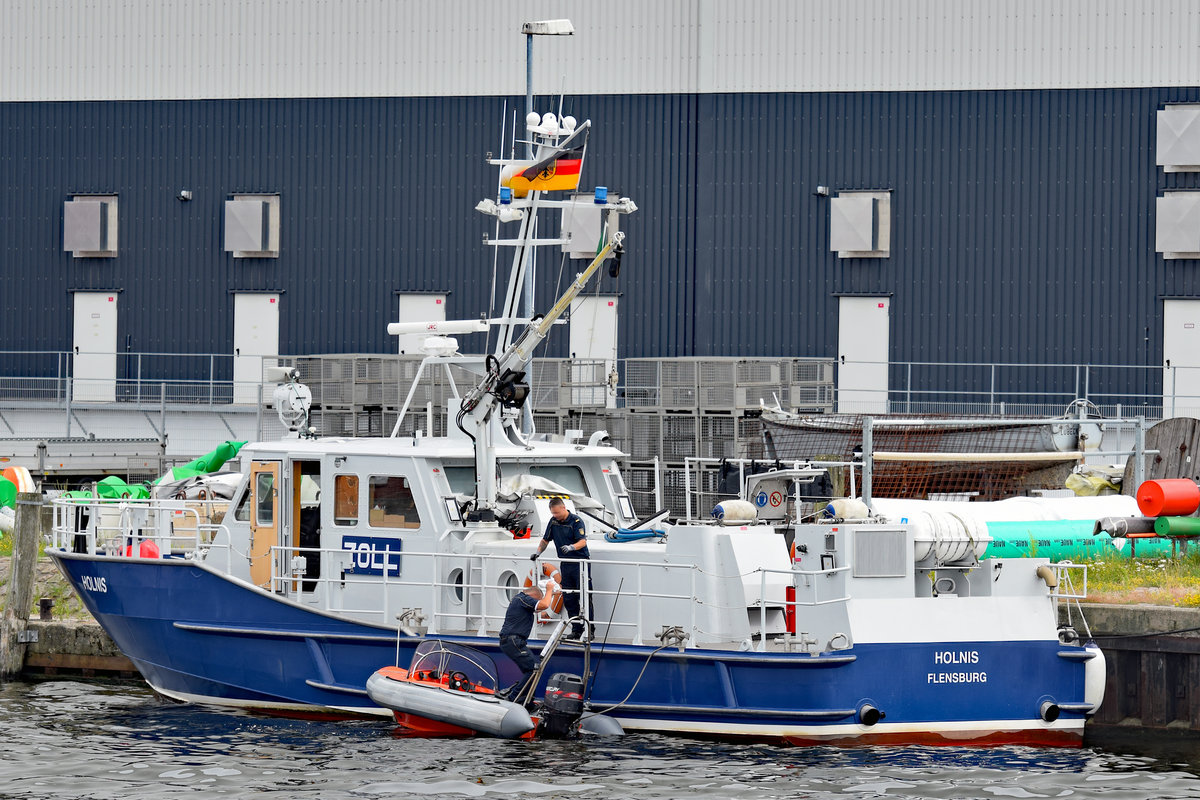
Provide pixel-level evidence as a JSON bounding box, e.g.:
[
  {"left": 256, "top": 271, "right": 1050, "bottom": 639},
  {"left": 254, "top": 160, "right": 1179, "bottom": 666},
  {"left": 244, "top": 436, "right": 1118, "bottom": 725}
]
[{"left": 524, "top": 562, "right": 564, "bottom": 616}]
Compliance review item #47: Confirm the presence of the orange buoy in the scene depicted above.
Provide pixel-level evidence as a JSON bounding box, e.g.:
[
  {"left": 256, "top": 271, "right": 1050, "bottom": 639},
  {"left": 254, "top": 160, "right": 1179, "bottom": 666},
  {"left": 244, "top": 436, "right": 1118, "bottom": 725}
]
[
  {"left": 2, "top": 466, "right": 35, "bottom": 493},
  {"left": 1136, "top": 479, "right": 1200, "bottom": 517}
]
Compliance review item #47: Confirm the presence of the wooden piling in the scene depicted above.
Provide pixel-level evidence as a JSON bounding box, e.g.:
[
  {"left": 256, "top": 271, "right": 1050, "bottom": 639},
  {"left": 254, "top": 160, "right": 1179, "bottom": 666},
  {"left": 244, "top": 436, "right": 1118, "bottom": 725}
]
[{"left": 0, "top": 492, "right": 42, "bottom": 678}]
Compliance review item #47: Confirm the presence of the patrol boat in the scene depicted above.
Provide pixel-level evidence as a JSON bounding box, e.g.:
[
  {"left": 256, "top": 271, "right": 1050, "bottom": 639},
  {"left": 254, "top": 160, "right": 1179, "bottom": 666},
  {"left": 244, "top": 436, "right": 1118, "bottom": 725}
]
[{"left": 47, "top": 107, "right": 1105, "bottom": 746}]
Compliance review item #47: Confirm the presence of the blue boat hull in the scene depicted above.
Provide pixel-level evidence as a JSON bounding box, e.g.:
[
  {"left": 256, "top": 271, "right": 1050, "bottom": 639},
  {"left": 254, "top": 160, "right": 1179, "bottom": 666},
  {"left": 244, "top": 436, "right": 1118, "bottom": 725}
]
[{"left": 50, "top": 549, "right": 1091, "bottom": 745}]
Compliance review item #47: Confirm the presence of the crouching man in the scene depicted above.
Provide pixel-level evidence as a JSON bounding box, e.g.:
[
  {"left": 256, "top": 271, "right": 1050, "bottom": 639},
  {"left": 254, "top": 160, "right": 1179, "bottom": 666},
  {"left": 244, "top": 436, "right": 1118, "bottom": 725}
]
[{"left": 499, "top": 584, "right": 555, "bottom": 700}]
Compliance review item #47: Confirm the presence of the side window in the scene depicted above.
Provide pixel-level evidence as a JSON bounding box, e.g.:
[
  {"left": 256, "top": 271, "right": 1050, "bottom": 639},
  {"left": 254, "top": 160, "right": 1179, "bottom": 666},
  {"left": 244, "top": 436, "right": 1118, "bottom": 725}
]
[
  {"left": 233, "top": 484, "right": 251, "bottom": 522},
  {"left": 334, "top": 475, "right": 359, "bottom": 526},
  {"left": 368, "top": 476, "right": 421, "bottom": 529},
  {"left": 255, "top": 472, "right": 275, "bottom": 525}
]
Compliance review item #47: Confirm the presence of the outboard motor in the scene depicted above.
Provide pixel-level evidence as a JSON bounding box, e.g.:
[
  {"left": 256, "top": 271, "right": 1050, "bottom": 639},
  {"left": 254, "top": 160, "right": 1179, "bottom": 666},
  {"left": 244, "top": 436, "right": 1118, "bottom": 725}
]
[{"left": 537, "top": 673, "right": 585, "bottom": 739}]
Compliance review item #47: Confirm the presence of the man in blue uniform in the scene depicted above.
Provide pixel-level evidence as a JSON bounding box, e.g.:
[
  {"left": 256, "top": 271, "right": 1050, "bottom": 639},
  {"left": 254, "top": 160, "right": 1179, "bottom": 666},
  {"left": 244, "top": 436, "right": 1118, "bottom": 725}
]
[
  {"left": 499, "top": 585, "right": 554, "bottom": 700},
  {"left": 532, "top": 497, "right": 592, "bottom": 639}
]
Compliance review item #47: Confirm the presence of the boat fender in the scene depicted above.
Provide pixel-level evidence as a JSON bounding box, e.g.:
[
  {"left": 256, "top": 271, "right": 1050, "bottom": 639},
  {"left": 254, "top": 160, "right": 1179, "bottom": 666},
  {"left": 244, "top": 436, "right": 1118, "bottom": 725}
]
[
  {"left": 825, "top": 498, "right": 870, "bottom": 520},
  {"left": 1083, "top": 642, "right": 1106, "bottom": 714},
  {"left": 711, "top": 499, "right": 757, "bottom": 524}
]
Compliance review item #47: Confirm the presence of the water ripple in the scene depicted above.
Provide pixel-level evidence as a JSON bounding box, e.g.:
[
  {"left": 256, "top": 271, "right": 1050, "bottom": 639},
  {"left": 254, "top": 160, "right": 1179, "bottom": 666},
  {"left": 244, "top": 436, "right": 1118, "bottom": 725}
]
[{"left": 0, "top": 679, "right": 1198, "bottom": 799}]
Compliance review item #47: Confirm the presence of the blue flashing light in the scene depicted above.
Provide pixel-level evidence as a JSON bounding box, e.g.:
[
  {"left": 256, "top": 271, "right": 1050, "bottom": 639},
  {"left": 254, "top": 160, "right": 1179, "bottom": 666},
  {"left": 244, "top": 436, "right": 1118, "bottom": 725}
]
[
  {"left": 594, "top": 186, "right": 608, "bottom": 205},
  {"left": 499, "top": 187, "right": 513, "bottom": 205}
]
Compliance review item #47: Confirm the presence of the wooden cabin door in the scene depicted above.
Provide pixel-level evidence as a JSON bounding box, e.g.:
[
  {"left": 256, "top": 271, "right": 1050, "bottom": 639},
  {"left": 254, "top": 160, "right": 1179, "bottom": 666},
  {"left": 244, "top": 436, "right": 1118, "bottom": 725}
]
[{"left": 249, "top": 461, "right": 281, "bottom": 589}]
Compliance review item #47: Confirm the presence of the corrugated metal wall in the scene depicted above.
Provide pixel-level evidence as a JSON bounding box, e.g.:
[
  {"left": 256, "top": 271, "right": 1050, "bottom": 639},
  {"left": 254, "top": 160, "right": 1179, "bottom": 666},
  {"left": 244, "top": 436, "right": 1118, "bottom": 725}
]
[
  {"left": 4, "top": 1, "right": 1199, "bottom": 101},
  {"left": 2, "top": 88, "right": 1200, "bottom": 395}
]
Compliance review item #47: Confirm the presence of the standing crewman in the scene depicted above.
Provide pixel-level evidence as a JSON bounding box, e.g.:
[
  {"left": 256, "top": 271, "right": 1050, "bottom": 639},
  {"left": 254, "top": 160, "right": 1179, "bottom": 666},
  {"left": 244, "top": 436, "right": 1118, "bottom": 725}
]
[
  {"left": 532, "top": 497, "right": 592, "bottom": 639},
  {"left": 499, "top": 584, "right": 555, "bottom": 700}
]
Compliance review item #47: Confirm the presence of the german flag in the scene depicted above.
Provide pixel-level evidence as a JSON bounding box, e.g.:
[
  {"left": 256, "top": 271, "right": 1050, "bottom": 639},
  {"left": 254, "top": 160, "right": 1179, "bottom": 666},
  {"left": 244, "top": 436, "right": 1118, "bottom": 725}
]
[{"left": 504, "top": 123, "right": 590, "bottom": 197}]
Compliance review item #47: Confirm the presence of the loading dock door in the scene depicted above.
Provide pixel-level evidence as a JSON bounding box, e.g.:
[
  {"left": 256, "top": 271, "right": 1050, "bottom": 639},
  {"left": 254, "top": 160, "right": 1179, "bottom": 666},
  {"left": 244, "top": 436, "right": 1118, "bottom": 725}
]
[
  {"left": 569, "top": 295, "right": 618, "bottom": 408},
  {"left": 233, "top": 293, "right": 280, "bottom": 405},
  {"left": 72, "top": 292, "right": 118, "bottom": 403},
  {"left": 1163, "top": 299, "right": 1200, "bottom": 417},
  {"left": 837, "top": 296, "right": 890, "bottom": 413}
]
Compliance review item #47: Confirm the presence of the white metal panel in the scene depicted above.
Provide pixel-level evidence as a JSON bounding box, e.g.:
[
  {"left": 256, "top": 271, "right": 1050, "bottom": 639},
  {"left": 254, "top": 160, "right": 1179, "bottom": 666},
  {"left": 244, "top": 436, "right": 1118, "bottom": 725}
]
[
  {"left": 837, "top": 296, "right": 890, "bottom": 413},
  {"left": 72, "top": 292, "right": 118, "bottom": 403},
  {"left": 1163, "top": 300, "right": 1200, "bottom": 418},
  {"left": 233, "top": 293, "right": 280, "bottom": 405},
  {"left": 1155, "top": 194, "right": 1200, "bottom": 257},
  {"left": 395, "top": 294, "right": 447, "bottom": 355},
  {"left": 570, "top": 295, "right": 618, "bottom": 408},
  {"left": 224, "top": 200, "right": 267, "bottom": 253},
  {"left": 830, "top": 196, "right": 876, "bottom": 252},
  {"left": 63, "top": 201, "right": 105, "bottom": 252},
  {"left": 4, "top": 0, "right": 1200, "bottom": 101}
]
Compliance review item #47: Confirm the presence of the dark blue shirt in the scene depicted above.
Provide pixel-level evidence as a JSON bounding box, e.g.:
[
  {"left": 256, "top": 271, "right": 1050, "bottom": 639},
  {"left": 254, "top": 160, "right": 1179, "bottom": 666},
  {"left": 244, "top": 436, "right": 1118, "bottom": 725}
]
[
  {"left": 500, "top": 591, "right": 539, "bottom": 638},
  {"left": 543, "top": 512, "right": 590, "bottom": 560}
]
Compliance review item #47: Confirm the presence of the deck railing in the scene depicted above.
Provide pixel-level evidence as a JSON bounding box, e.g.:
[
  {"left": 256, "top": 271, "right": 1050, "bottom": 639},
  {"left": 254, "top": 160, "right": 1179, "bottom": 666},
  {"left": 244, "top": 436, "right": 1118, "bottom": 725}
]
[{"left": 50, "top": 496, "right": 851, "bottom": 647}]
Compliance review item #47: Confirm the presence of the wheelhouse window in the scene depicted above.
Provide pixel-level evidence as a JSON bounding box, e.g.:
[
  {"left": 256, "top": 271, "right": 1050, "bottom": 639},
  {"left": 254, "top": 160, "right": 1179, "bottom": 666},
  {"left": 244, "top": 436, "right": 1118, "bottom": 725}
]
[
  {"left": 368, "top": 476, "right": 421, "bottom": 529},
  {"left": 442, "top": 463, "right": 589, "bottom": 498},
  {"left": 334, "top": 474, "right": 359, "bottom": 526},
  {"left": 443, "top": 466, "right": 475, "bottom": 496},
  {"left": 527, "top": 465, "right": 587, "bottom": 495}
]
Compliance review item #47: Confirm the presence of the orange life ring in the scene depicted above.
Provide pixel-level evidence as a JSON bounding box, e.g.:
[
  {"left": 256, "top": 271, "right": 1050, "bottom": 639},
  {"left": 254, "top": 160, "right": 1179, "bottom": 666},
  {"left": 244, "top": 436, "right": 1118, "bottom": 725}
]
[{"left": 523, "top": 562, "right": 564, "bottom": 615}]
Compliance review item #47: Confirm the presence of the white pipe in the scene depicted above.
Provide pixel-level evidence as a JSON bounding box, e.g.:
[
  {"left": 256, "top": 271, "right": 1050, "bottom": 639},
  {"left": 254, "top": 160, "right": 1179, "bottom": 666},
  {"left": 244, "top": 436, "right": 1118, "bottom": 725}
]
[{"left": 872, "top": 451, "right": 1084, "bottom": 462}]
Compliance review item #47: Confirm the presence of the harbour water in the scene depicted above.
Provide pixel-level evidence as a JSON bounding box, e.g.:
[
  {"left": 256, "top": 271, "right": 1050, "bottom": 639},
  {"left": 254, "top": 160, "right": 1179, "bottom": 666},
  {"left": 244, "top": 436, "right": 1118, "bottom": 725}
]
[{"left": 3, "top": 678, "right": 1200, "bottom": 799}]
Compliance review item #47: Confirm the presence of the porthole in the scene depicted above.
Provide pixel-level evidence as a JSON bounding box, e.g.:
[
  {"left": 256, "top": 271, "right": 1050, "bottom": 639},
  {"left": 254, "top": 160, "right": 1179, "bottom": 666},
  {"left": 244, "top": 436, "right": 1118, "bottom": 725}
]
[
  {"left": 449, "top": 568, "right": 464, "bottom": 604},
  {"left": 500, "top": 570, "right": 521, "bottom": 602}
]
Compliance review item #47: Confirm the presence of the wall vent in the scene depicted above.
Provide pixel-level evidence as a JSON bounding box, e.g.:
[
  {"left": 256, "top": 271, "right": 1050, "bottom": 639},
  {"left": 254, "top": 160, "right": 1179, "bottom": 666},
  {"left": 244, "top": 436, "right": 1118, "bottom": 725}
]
[
  {"left": 853, "top": 528, "right": 907, "bottom": 578},
  {"left": 1156, "top": 191, "right": 1200, "bottom": 259},
  {"left": 225, "top": 194, "right": 280, "bottom": 258},
  {"left": 830, "top": 191, "right": 890, "bottom": 259},
  {"left": 1157, "top": 104, "right": 1200, "bottom": 173},
  {"left": 63, "top": 195, "right": 118, "bottom": 258}
]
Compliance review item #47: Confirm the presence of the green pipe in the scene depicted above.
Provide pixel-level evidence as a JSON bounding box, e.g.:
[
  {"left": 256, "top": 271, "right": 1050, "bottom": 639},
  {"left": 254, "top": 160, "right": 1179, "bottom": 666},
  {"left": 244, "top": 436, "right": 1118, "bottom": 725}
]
[
  {"left": 985, "top": 519, "right": 1174, "bottom": 560},
  {"left": 1153, "top": 516, "right": 1200, "bottom": 537}
]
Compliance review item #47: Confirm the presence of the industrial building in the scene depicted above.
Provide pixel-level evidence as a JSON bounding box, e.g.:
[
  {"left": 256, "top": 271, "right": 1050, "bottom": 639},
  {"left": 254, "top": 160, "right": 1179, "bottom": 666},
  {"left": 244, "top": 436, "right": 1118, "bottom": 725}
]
[{"left": 3, "top": 1, "right": 1200, "bottom": 438}]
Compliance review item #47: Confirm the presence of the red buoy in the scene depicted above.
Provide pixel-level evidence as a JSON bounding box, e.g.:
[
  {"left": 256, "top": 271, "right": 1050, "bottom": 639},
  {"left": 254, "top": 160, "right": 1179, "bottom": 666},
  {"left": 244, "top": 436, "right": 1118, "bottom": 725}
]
[
  {"left": 124, "top": 540, "right": 162, "bottom": 558},
  {"left": 1136, "top": 479, "right": 1200, "bottom": 517}
]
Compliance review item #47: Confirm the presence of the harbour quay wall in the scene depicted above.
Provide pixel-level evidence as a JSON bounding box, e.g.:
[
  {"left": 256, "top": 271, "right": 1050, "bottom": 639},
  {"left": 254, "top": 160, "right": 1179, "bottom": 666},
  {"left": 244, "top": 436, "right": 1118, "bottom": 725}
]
[
  {"left": 1067, "top": 603, "right": 1200, "bottom": 731},
  {"left": 22, "top": 619, "right": 136, "bottom": 677}
]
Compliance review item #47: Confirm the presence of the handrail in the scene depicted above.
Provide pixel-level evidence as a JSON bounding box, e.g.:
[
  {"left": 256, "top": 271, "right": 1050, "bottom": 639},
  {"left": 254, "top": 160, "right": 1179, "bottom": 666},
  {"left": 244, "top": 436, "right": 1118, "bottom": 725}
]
[{"left": 49, "top": 496, "right": 850, "bottom": 647}]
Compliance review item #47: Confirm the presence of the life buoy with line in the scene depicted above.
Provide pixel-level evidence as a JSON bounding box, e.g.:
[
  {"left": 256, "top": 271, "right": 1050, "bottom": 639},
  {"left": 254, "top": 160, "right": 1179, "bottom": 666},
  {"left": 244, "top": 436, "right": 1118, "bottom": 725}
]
[{"left": 523, "top": 562, "right": 564, "bottom": 616}]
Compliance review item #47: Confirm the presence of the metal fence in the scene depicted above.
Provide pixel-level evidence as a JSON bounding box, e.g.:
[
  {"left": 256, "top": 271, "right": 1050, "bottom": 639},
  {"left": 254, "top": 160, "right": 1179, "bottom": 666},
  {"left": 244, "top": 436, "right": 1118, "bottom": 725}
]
[{"left": 4, "top": 349, "right": 1197, "bottom": 421}]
